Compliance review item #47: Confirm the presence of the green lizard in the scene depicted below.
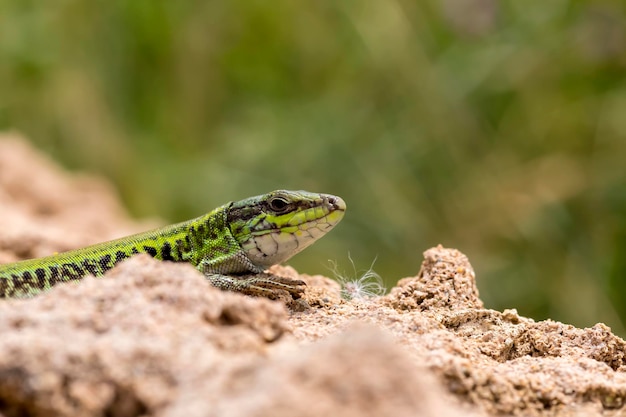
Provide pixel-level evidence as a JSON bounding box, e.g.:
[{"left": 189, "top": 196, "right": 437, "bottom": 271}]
[{"left": 0, "top": 190, "right": 346, "bottom": 298}]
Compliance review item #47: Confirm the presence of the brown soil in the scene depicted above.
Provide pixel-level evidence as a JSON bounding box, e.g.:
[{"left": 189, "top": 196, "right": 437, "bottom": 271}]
[{"left": 1, "top": 133, "right": 625, "bottom": 417}]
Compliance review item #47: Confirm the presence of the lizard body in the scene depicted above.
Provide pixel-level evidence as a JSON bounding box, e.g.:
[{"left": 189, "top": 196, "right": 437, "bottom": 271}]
[{"left": 0, "top": 190, "right": 345, "bottom": 298}]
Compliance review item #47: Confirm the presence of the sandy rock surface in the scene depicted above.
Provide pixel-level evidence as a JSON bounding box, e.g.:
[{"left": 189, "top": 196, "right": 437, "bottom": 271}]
[{"left": 1, "top": 134, "right": 625, "bottom": 417}]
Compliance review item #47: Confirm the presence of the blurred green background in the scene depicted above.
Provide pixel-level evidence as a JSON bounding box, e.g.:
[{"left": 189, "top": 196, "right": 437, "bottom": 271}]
[{"left": 1, "top": 1, "right": 625, "bottom": 333}]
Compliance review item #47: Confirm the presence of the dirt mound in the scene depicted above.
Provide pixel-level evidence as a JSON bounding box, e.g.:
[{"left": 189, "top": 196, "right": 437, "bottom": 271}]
[{"left": 1, "top": 134, "right": 625, "bottom": 417}]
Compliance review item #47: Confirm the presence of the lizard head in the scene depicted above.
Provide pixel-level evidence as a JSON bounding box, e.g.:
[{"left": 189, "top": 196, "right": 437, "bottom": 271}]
[{"left": 226, "top": 190, "right": 346, "bottom": 269}]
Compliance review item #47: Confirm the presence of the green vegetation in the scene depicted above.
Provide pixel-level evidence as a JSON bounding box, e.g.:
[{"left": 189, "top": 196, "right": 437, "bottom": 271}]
[{"left": 1, "top": 1, "right": 625, "bottom": 332}]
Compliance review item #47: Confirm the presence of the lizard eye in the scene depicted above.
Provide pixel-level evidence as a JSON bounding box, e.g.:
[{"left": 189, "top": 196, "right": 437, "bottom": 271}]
[{"left": 268, "top": 196, "right": 290, "bottom": 213}]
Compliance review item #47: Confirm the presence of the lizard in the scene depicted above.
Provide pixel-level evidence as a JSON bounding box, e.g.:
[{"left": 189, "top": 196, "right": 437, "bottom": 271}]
[{"left": 0, "top": 190, "right": 346, "bottom": 298}]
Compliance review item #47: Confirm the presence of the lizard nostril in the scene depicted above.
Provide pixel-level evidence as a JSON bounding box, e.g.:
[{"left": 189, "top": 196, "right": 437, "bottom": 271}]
[{"left": 324, "top": 195, "right": 346, "bottom": 211}]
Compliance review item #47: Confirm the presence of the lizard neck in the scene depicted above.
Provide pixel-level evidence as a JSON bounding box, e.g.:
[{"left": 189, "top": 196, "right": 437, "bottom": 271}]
[{"left": 187, "top": 203, "right": 263, "bottom": 274}]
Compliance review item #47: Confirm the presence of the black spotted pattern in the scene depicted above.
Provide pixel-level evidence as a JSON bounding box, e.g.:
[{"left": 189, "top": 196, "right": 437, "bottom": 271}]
[
  {"left": 98, "top": 254, "right": 113, "bottom": 271},
  {"left": 82, "top": 259, "right": 98, "bottom": 275},
  {"left": 143, "top": 246, "right": 158, "bottom": 257},
  {"left": 0, "top": 204, "right": 234, "bottom": 297},
  {"left": 161, "top": 242, "right": 173, "bottom": 261}
]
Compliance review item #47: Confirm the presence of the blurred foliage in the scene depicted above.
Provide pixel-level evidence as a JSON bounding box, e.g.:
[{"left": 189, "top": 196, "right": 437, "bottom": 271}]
[{"left": 1, "top": 0, "right": 626, "bottom": 333}]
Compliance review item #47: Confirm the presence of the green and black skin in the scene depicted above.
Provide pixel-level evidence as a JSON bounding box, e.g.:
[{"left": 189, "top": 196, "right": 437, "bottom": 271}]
[{"left": 0, "top": 190, "right": 346, "bottom": 298}]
